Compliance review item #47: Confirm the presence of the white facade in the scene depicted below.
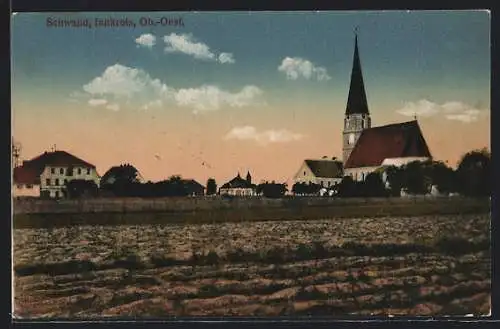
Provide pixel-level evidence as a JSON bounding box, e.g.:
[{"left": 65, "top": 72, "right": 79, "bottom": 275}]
[
  {"left": 345, "top": 157, "right": 431, "bottom": 183},
  {"left": 12, "top": 183, "right": 40, "bottom": 198},
  {"left": 293, "top": 162, "right": 342, "bottom": 188},
  {"left": 40, "top": 165, "right": 100, "bottom": 198},
  {"left": 381, "top": 157, "right": 430, "bottom": 167},
  {"left": 343, "top": 166, "right": 380, "bottom": 182},
  {"left": 219, "top": 187, "right": 255, "bottom": 196}
]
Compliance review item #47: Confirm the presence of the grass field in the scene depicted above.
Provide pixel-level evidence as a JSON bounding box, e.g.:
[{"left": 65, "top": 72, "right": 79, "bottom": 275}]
[{"left": 13, "top": 213, "right": 490, "bottom": 318}]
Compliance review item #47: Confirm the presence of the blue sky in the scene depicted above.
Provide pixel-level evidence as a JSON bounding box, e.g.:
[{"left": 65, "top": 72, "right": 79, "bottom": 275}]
[{"left": 11, "top": 11, "right": 491, "bottom": 183}]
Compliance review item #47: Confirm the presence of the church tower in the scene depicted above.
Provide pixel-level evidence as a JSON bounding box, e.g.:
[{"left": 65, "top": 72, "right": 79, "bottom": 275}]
[{"left": 342, "top": 30, "right": 371, "bottom": 163}]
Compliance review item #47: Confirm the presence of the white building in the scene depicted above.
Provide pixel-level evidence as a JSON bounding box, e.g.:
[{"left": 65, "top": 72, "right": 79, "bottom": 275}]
[
  {"left": 293, "top": 159, "right": 343, "bottom": 188},
  {"left": 13, "top": 150, "right": 100, "bottom": 199},
  {"left": 219, "top": 172, "right": 256, "bottom": 196}
]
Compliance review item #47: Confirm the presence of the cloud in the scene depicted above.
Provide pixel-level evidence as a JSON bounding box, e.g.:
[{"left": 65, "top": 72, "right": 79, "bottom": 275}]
[
  {"left": 135, "top": 33, "right": 156, "bottom": 48},
  {"left": 83, "top": 64, "right": 173, "bottom": 98},
  {"left": 106, "top": 103, "right": 120, "bottom": 111},
  {"left": 88, "top": 98, "right": 108, "bottom": 106},
  {"left": 396, "top": 99, "right": 486, "bottom": 123},
  {"left": 225, "top": 126, "right": 304, "bottom": 145},
  {"left": 218, "top": 52, "right": 235, "bottom": 64},
  {"left": 82, "top": 64, "right": 262, "bottom": 113},
  {"left": 174, "top": 85, "right": 263, "bottom": 113},
  {"left": 163, "top": 33, "right": 234, "bottom": 64},
  {"left": 278, "top": 57, "right": 331, "bottom": 81}
]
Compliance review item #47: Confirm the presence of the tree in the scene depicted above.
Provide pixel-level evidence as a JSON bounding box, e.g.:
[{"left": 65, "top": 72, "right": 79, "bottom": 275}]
[
  {"left": 426, "top": 161, "right": 457, "bottom": 194},
  {"left": 362, "top": 172, "right": 388, "bottom": 197},
  {"left": 65, "top": 179, "right": 98, "bottom": 199},
  {"left": 206, "top": 178, "right": 217, "bottom": 195},
  {"left": 385, "top": 165, "right": 405, "bottom": 196},
  {"left": 403, "top": 161, "right": 431, "bottom": 195},
  {"left": 456, "top": 148, "right": 490, "bottom": 197},
  {"left": 257, "top": 182, "right": 288, "bottom": 198},
  {"left": 338, "top": 176, "right": 356, "bottom": 197},
  {"left": 100, "top": 164, "right": 140, "bottom": 186}
]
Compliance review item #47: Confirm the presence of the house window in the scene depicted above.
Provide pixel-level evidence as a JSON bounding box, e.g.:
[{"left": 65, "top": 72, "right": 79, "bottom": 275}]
[
  {"left": 64, "top": 179, "right": 68, "bottom": 185},
  {"left": 27, "top": 184, "right": 33, "bottom": 189},
  {"left": 55, "top": 178, "right": 60, "bottom": 186},
  {"left": 46, "top": 179, "right": 51, "bottom": 186},
  {"left": 87, "top": 168, "right": 91, "bottom": 175},
  {"left": 327, "top": 181, "right": 331, "bottom": 187},
  {"left": 60, "top": 168, "right": 64, "bottom": 174},
  {"left": 51, "top": 168, "right": 55, "bottom": 174},
  {"left": 55, "top": 191, "right": 59, "bottom": 198},
  {"left": 77, "top": 168, "right": 82, "bottom": 175},
  {"left": 16, "top": 184, "right": 22, "bottom": 189}
]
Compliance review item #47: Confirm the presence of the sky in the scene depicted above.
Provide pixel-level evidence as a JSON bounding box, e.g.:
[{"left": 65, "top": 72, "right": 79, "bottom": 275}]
[{"left": 11, "top": 11, "right": 490, "bottom": 185}]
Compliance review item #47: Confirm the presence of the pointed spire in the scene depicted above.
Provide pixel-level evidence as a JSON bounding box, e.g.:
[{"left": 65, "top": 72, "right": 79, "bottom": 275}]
[{"left": 345, "top": 28, "right": 369, "bottom": 115}]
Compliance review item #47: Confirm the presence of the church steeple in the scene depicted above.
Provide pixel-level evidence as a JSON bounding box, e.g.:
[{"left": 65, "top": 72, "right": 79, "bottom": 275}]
[
  {"left": 345, "top": 29, "right": 369, "bottom": 115},
  {"left": 342, "top": 29, "right": 371, "bottom": 163}
]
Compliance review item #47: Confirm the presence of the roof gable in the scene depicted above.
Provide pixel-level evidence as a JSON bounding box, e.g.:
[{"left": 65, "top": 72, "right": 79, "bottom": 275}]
[
  {"left": 345, "top": 120, "right": 432, "bottom": 168},
  {"left": 304, "top": 159, "right": 343, "bottom": 178}
]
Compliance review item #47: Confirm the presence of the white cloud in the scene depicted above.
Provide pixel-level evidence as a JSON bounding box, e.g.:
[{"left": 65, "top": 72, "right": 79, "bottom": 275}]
[
  {"left": 225, "top": 126, "right": 303, "bottom": 145},
  {"left": 163, "top": 33, "right": 234, "bottom": 64},
  {"left": 83, "top": 64, "right": 172, "bottom": 98},
  {"left": 82, "top": 64, "right": 262, "bottom": 113},
  {"left": 135, "top": 33, "right": 156, "bottom": 48},
  {"left": 175, "top": 85, "right": 263, "bottom": 113},
  {"left": 218, "top": 52, "right": 235, "bottom": 64},
  {"left": 88, "top": 98, "right": 108, "bottom": 106},
  {"left": 396, "top": 99, "right": 486, "bottom": 123},
  {"left": 278, "top": 57, "right": 331, "bottom": 81},
  {"left": 106, "top": 103, "right": 120, "bottom": 112}
]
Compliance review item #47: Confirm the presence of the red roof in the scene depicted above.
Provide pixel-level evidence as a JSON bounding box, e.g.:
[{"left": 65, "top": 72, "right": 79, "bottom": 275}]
[
  {"left": 344, "top": 120, "right": 432, "bottom": 169},
  {"left": 13, "top": 150, "right": 96, "bottom": 185},
  {"left": 13, "top": 166, "right": 40, "bottom": 185}
]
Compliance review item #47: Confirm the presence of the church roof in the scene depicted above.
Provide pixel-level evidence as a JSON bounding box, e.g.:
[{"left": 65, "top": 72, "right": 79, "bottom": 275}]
[
  {"left": 345, "top": 33, "right": 369, "bottom": 115},
  {"left": 344, "top": 120, "right": 432, "bottom": 169},
  {"left": 304, "top": 159, "right": 343, "bottom": 178}
]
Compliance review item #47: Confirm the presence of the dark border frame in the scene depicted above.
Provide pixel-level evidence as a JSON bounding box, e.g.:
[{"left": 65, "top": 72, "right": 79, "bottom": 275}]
[{"left": 5, "top": 0, "right": 498, "bottom": 328}]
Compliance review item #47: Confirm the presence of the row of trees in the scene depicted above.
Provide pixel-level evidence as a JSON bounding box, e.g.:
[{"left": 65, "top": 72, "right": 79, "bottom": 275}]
[
  {"left": 314, "top": 148, "right": 490, "bottom": 198},
  {"left": 63, "top": 148, "right": 489, "bottom": 199}
]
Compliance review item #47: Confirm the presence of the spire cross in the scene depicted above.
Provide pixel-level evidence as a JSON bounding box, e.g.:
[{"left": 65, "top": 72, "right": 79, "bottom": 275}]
[{"left": 354, "top": 25, "right": 359, "bottom": 35}]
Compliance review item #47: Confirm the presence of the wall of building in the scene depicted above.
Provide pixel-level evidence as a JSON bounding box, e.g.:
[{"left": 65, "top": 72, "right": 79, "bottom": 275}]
[
  {"left": 293, "top": 162, "right": 342, "bottom": 187},
  {"left": 344, "top": 166, "right": 380, "bottom": 182},
  {"left": 219, "top": 188, "right": 255, "bottom": 196},
  {"left": 40, "top": 166, "right": 100, "bottom": 198},
  {"left": 12, "top": 184, "right": 40, "bottom": 198},
  {"left": 381, "top": 157, "right": 431, "bottom": 167}
]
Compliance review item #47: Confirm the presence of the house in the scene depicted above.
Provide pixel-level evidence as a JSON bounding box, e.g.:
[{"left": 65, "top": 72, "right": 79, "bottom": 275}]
[
  {"left": 12, "top": 150, "right": 100, "bottom": 199},
  {"left": 341, "top": 32, "right": 432, "bottom": 181},
  {"left": 182, "top": 179, "right": 205, "bottom": 196},
  {"left": 293, "top": 158, "right": 343, "bottom": 188},
  {"left": 219, "top": 172, "right": 256, "bottom": 196}
]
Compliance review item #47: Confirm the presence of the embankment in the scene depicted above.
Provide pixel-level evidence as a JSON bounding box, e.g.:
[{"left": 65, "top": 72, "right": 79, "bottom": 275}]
[{"left": 13, "top": 196, "right": 490, "bottom": 228}]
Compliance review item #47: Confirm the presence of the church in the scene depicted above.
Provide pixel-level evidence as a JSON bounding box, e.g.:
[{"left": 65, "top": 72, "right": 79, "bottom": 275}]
[
  {"left": 293, "top": 32, "right": 432, "bottom": 187},
  {"left": 341, "top": 33, "right": 432, "bottom": 181}
]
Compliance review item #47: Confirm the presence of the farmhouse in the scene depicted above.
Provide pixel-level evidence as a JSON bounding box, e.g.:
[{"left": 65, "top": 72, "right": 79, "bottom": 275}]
[
  {"left": 341, "top": 32, "right": 432, "bottom": 181},
  {"left": 182, "top": 179, "right": 205, "bottom": 196},
  {"left": 219, "top": 172, "right": 256, "bottom": 196},
  {"left": 12, "top": 150, "right": 100, "bottom": 199},
  {"left": 293, "top": 158, "right": 343, "bottom": 188}
]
